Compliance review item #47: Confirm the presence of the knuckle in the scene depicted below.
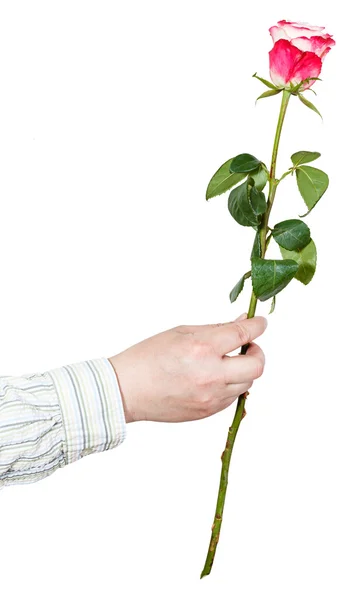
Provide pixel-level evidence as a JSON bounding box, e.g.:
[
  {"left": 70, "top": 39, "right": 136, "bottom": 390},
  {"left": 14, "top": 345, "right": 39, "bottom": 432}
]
[
  {"left": 194, "top": 371, "right": 221, "bottom": 391},
  {"left": 191, "top": 339, "right": 212, "bottom": 359},
  {"left": 175, "top": 324, "right": 189, "bottom": 334},
  {"left": 234, "top": 322, "right": 251, "bottom": 346},
  {"left": 197, "top": 394, "right": 214, "bottom": 418},
  {"left": 194, "top": 374, "right": 209, "bottom": 390}
]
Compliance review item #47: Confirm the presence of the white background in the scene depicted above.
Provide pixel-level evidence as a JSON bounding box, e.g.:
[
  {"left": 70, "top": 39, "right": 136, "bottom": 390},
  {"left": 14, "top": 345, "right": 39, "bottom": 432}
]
[{"left": 0, "top": 1, "right": 361, "bottom": 598}]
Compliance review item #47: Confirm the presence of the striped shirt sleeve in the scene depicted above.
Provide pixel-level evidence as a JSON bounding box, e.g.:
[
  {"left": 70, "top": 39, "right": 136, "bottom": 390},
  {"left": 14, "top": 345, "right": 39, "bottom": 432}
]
[{"left": 0, "top": 357, "right": 127, "bottom": 491}]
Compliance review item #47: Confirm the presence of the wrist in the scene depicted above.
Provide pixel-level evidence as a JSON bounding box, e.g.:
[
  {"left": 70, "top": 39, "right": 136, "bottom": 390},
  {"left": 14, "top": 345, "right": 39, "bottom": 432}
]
[{"left": 107, "top": 354, "right": 138, "bottom": 424}]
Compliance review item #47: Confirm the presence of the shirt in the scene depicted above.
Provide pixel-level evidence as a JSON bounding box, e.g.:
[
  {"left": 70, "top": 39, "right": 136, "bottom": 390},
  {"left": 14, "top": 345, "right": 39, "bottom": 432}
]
[{"left": 0, "top": 357, "right": 127, "bottom": 491}]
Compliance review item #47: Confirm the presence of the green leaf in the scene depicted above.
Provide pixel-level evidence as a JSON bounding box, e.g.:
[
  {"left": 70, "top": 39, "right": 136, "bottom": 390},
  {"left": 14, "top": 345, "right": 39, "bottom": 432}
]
[
  {"left": 272, "top": 219, "right": 311, "bottom": 251},
  {"left": 228, "top": 180, "right": 260, "bottom": 228},
  {"left": 298, "top": 93, "right": 322, "bottom": 119},
  {"left": 206, "top": 158, "right": 248, "bottom": 200},
  {"left": 291, "top": 151, "right": 321, "bottom": 167},
  {"left": 248, "top": 164, "right": 268, "bottom": 191},
  {"left": 269, "top": 296, "right": 276, "bottom": 314},
  {"left": 295, "top": 166, "right": 329, "bottom": 216},
  {"left": 251, "top": 258, "right": 299, "bottom": 301},
  {"left": 252, "top": 72, "right": 277, "bottom": 90},
  {"left": 230, "top": 154, "right": 261, "bottom": 174},
  {"left": 251, "top": 231, "right": 261, "bottom": 259},
  {"left": 280, "top": 240, "right": 317, "bottom": 285},
  {"left": 249, "top": 184, "right": 267, "bottom": 215},
  {"left": 256, "top": 89, "right": 281, "bottom": 103},
  {"left": 229, "top": 271, "right": 251, "bottom": 303}
]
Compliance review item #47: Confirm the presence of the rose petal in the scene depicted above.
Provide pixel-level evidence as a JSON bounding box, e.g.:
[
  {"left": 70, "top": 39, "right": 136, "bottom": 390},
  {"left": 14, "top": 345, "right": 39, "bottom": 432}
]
[
  {"left": 291, "top": 35, "right": 335, "bottom": 60},
  {"left": 269, "top": 25, "right": 289, "bottom": 43},
  {"left": 291, "top": 36, "right": 315, "bottom": 53},
  {"left": 310, "top": 35, "right": 336, "bottom": 58},
  {"left": 320, "top": 45, "right": 333, "bottom": 61},
  {"left": 277, "top": 20, "right": 326, "bottom": 39},
  {"left": 278, "top": 20, "right": 325, "bottom": 31},
  {"left": 290, "top": 51, "right": 322, "bottom": 89},
  {"left": 269, "top": 39, "right": 303, "bottom": 87}
]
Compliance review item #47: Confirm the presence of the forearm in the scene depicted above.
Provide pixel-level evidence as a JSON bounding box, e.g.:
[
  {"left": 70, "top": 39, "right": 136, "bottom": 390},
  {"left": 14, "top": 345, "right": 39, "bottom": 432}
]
[{"left": 0, "top": 357, "right": 127, "bottom": 491}]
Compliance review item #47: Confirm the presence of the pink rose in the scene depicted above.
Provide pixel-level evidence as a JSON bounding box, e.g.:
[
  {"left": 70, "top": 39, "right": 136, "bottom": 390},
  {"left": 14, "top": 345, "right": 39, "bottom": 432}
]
[{"left": 269, "top": 20, "right": 335, "bottom": 91}]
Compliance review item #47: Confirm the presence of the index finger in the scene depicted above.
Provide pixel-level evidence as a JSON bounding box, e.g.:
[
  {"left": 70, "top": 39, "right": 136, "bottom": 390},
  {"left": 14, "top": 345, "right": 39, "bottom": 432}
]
[{"left": 208, "top": 316, "right": 267, "bottom": 356}]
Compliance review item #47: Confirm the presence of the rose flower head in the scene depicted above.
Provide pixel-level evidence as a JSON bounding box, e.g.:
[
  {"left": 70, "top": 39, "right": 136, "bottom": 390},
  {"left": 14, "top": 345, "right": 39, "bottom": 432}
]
[{"left": 269, "top": 20, "right": 335, "bottom": 91}]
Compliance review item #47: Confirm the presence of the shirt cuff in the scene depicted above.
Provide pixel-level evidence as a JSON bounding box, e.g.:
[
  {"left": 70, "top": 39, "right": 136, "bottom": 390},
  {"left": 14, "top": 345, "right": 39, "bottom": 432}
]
[{"left": 46, "top": 357, "right": 127, "bottom": 465}]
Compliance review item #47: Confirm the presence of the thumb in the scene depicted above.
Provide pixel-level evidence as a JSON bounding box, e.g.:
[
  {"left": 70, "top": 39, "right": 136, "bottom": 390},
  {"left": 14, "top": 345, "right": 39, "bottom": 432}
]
[{"left": 234, "top": 312, "right": 248, "bottom": 321}]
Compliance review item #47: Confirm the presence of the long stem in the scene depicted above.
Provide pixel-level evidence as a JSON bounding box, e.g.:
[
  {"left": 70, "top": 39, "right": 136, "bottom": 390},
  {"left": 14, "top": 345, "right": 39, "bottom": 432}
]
[{"left": 200, "top": 90, "right": 291, "bottom": 579}]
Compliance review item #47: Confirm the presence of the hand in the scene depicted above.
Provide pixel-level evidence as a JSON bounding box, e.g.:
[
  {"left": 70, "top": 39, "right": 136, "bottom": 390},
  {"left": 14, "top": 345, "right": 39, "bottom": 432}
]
[{"left": 108, "top": 314, "right": 267, "bottom": 423}]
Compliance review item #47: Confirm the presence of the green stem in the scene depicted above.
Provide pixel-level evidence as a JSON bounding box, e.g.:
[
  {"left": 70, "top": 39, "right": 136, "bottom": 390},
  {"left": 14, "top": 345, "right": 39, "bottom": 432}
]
[
  {"left": 261, "top": 89, "right": 291, "bottom": 256},
  {"left": 200, "top": 90, "right": 291, "bottom": 579}
]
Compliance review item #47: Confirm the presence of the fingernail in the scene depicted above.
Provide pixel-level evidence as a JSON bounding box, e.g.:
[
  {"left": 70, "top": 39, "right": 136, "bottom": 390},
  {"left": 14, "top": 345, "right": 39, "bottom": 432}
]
[{"left": 235, "top": 312, "right": 248, "bottom": 321}]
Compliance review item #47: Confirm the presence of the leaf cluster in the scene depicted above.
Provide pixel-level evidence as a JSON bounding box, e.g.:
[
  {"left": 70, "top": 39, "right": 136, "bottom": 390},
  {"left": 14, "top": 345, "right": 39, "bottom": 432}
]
[{"left": 206, "top": 149, "right": 328, "bottom": 307}]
